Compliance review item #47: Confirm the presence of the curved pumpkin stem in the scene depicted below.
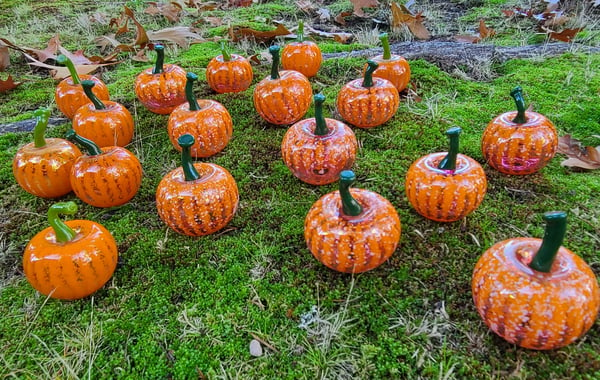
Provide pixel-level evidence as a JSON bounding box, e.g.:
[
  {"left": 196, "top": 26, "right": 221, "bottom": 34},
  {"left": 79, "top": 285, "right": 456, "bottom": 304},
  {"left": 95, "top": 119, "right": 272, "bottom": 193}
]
[
  {"left": 152, "top": 44, "right": 165, "bottom": 75},
  {"left": 48, "top": 201, "right": 78, "bottom": 243},
  {"left": 220, "top": 41, "right": 231, "bottom": 62},
  {"left": 56, "top": 55, "right": 81, "bottom": 85},
  {"left": 178, "top": 134, "right": 201, "bottom": 181},
  {"left": 65, "top": 129, "right": 103, "bottom": 156},
  {"left": 296, "top": 20, "right": 305, "bottom": 43},
  {"left": 81, "top": 80, "right": 106, "bottom": 110},
  {"left": 438, "top": 127, "right": 461, "bottom": 171},
  {"left": 313, "top": 94, "right": 328, "bottom": 136},
  {"left": 510, "top": 86, "right": 527, "bottom": 124},
  {"left": 185, "top": 72, "right": 201, "bottom": 111},
  {"left": 362, "top": 60, "right": 378, "bottom": 88},
  {"left": 33, "top": 108, "right": 51, "bottom": 148},
  {"left": 529, "top": 211, "right": 567, "bottom": 273},
  {"left": 379, "top": 33, "right": 391, "bottom": 60},
  {"left": 269, "top": 45, "right": 280, "bottom": 80},
  {"left": 339, "top": 170, "right": 363, "bottom": 217}
]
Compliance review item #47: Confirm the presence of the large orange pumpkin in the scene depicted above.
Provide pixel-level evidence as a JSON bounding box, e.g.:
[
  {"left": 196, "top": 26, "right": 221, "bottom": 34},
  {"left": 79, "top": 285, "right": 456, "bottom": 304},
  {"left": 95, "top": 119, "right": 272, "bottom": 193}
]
[
  {"left": 72, "top": 80, "right": 134, "bottom": 148},
  {"left": 366, "top": 33, "right": 410, "bottom": 93},
  {"left": 134, "top": 44, "right": 187, "bottom": 114},
  {"left": 253, "top": 45, "right": 312, "bottom": 125},
  {"left": 13, "top": 108, "right": 82, "bottom": 198},
  {"left": 206, "top": 41, "right": 253, "bottom": 94},
  {"left": 405, "top": 127, "right": 487, "bottom": 222},
  {"left": 281, "top": 20, "right": 322, "bottom": 78},
  {"left": 23, "top": 201, "right": 118, "bottom": 300},
  {"left": 472, "top": 211, "right": 600, "bottom": 350},
  {"left": 66, "top": 130, "right": 142, "bottom": 208},
  {"left": 167, "top": 72, "right": 233, "bottom": 158},
  {"left": 336, "top": 60, "right": 399, "bottom": 128},
  {"left": 281, "top": 93, "right": 357, "bottom": 185},
  {"left": 304, "top": 170, "right": 401, "bottom": 273},
  {"left": 156, "top": 134, "right": 239, "bottom": 236},
  {"left": 481, "top": 86, "right": 558, "bottom": 175},
  {"left": 54, "top": 55, "right": 110, "bottom": 120}
]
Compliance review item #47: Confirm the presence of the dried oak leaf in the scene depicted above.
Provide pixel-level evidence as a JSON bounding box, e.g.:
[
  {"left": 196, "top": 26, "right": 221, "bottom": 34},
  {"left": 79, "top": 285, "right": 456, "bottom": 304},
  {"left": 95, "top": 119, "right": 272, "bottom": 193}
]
[
  {"left": 545, "top": 27, "right": 584, "bottom": 42},
  {"left": 304, "top": 24, "right": 353, "bottom": 44},
  {"left": 0, "top": 75, "right": 23, "bottom": 93},
  {"left": 229, "top": 23, "right": 291, "bottom": 43},
  {"left": 557, "top": 135, "right": 600, "bottom": 170},
  {"left": 147, "top": 27, "right": 205, "bottom": 49},
  {"left": 391, "top": 2, "right": 430, "bottom": 40},
  {"left": 144, "top": 2, "right": 184, "bottom": 23},
  {"left": 334, "top": 11, "right": 353, "bottom": 25},
  {"left": 454, "top": 19, "right": 496, "bottom": 43},
  {"left": 0, "top": 34, "right": 60, "bottom": 63},
  {"left": 351, "top": 0, "right": 379, "bottom": 18},
  {"left": 0, "top": 46, "right": 9, "bottom": 71}
]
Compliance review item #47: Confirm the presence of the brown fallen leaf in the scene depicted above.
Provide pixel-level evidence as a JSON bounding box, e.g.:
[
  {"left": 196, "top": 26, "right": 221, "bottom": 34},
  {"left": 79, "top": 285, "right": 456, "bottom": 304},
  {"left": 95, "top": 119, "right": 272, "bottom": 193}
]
[
  {"left": 0, "top": 34, "right": 60, "bottom": 63},
  {"left": 145, "top": 2, "right": 184, "bottom": 23},
  {"left": 23, "top": 52, "right": 117, "bottom": 80},
  {"left": 186, "top": 0, "right": 218, "bottom": 10},
  {"left": 334, "top": 11, "right": 353, "bottom": 25},
  {"left": 230, "top": 23, "right": 292, "bottom": 43},
  {"left": 0, "top": 46, "right": 9, "bottom": 71},
  {"left": 350, "top": 0, "right": 379, "bottom": 17},
  {"left": 303, "top": 24, "right": 353, "bottom": 44},
  {"left": 193, "top": 16, "right": 224, "bottom": 27},
  {"left": 557, "top": 134, "right": 600, "bottom": 170},
  {"left": 391, "top": 2, "right": 430, "bottom": 40},
  {"left": 147, "top": 27, "right": 205, "bottom": 49},
  {"left": 0, "top": 75, "right": 23, "bottom": 93},
  {"left": 546, "top": 27, "right": 584, "bottom": 42},
  {"left": 454, "top": 19, "right": 495, "bottom": 43}
]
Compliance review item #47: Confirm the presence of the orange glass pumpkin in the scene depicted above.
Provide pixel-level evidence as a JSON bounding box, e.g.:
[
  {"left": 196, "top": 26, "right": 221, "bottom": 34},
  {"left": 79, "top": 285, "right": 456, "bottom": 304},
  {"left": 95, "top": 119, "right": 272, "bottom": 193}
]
[
  {"left": 472, "top": 211, "right": 600, "bottom": 350},
  {"left": 167, "top": 72, "right": 233, "bottom": 158},
  {"left": 253, "top": 45, "right": 312, "bottom": 125},
  {"left": 156, "top": 134, "right": 239, "bottom": 236},
  {"left": 66, "top": 130, "right": 142, "bottom": 208},
  {"left": 206, "top": 41, "right": 253, "bottom": 94},
  {"left": 13, "top": 108, "right": 82, "bottom": 198},
  {"left": 281, "top": 21, "right": 322, "bottom": 78},
  {"left": 54, "top": 55, "right": 110, "bottom": 120},
  {"left": 134, "top": 44, "right": 187, "bottom": 114},
  {"left": 405, "top": 127, "right": 487, "bottom": 222},
  {"left": 365, "top": 33, "right": 410, "bottom": 93},
  {"left": 73, "top": 80, "right": 134, "bottom": 148},
  {"left": 304, "top": 170, "right": 401, "bottom": 273},
  {"left": 482, "top": 86, "right": 558, "bottom": 175},
  {"left": 281, "top": 93, "right": 357, "bottom": 185},
  {"left": 336, "top": 60, "right": 399, "bottom": 128},
  {"left": 23, "top": 201, "right": 118, "bottom": 300}
]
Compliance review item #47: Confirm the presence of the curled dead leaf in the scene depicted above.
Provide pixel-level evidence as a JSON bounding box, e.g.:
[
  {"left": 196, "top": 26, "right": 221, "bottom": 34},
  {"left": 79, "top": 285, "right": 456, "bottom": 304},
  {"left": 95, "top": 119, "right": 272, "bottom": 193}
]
[
  {"left": 229, "top": 23, "right": 292, "bottom": 43},
  {"left": 351, "top": 0, "right": 379, "bottom": 18},
  {"left": 0, "top": 75, "right": 23, "bottom": 93},
  {"left": 0, "top": 46, "right": 9, "bottom": 71},
  {"left": 391, "top": 2, "right": 430, "bottom": 40},
  {"left": 557, "top": 135, "right": 600, "bottom": 170}
]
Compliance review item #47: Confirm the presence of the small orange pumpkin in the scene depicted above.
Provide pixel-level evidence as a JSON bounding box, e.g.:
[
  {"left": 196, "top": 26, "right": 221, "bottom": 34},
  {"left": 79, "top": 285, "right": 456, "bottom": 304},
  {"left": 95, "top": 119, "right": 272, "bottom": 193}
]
[
  {"left": 23, "top": 201, "right": 118, "bottom": 300},
  {"left": 156, "top": 134, "right": 239, "bottom": 236},
  {"left": 304, "top": 170, "right": 401, "bottom": 273},
  {"left": 253, "top": 45, "right": 312, "bottom": 125},
  {"left": 134, "top": 44, "right": 187, "bottom": 114},
  {"left": 336, "top": 60, "right": 399, "bottom": 128},
  {"left": 54, "top": 55, "right": 110, "bottom": 120},
  {"left": 472, "top": 211, "right": 600, "bottom": 350},
  {"left": 365, "top": 33, "right": 410, "bottom": 93},
  {"left": 206, "top": 41, "right": 253, "bottom": 94},
  {"left": 72, "top": 80, "right": 134, "bottom": 148},
  {"left": 281, "top": 20, "right": 322, "bottom": 78},
  {"left": 281, "top": 93, "right": 357, "bottom": 185},
  {"left": 167, "top": 72, "right": 233, "bottom": 158},
  {"left": 405, "top": 127, "right": 487, "bottom": 222},
  {"left": 66, "top": 130, "right": 142, "bottom": 208},
  {"left": 13, "top": 108, "right": 82, "bottom": 198},
  {"left": 482, "top": 86, "right": 558, "bottom": 175}
]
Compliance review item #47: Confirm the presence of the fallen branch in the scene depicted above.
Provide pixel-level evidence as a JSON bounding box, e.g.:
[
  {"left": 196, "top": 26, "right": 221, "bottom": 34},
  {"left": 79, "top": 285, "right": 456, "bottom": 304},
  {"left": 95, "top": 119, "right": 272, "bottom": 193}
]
[{"left": 0, "top": 117, "right": 68, "bottom": 134}]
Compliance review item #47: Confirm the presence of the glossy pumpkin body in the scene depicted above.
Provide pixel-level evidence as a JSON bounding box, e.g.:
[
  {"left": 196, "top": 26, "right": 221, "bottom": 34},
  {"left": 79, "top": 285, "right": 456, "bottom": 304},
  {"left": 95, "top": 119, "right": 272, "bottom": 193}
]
[
  {"left": 23, "top": 219, "right": 118, "bottom": 300},
  {"left": 336, "top": 77, "right": 399, "bottom": 128},
  {"left": 304, "top": 189, "right": 401, "bottom": 273},
  {"left": 281, "top": 41, "right": 322, "bottom": 78},
  {"left": 482, "top": 111, "right": 558, "bottom": 175},
  {"left": 13, "top": 139, "right": 82, "bottom": 198},
  {"left": 70, "top": 147, "right": 142, "bottom": 208},
  {"left": 206, "top": 54, "right": 253, "bottom": 94},
  {"left": 156, "top": 163, "right": 239, "bottom": 236},
  {"left": 366, "top": 54, "right": 410, "bottom": 93},
  {"left": 134, "top": 64, "right": 187, "bottom": 114},
  {"left": 72, "top": 101, "right": 134, "bottom": 148},
  {"left": 55, "top": 76, "right": 109, "bottom": 120},
  {"left": 472, "top": 237, "right": 600, "bottom": 350},
  {"left": 167, "top": 100, "right": 233, "bottom": 158},
  {"left": 253, "top": 70, "right": 312, "bottom": 125},
  {"left": 281, "top": 118, "right": 357, "bottom": 185},
  {"left": 405, "top": 152, "right": 487, "bottom": 222}
]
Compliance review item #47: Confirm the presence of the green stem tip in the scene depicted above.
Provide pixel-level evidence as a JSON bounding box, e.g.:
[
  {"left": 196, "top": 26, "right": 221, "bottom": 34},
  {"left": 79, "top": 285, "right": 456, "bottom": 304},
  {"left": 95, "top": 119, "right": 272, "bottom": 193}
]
[
  {"left": 56, "top": 54, "right": 81, "bottom": 85},
  {"left": 528, "top": 211, "right": 568, "bottom": 273},
  {"left": 185, "top": 72, "right": 201, "bottom": 111},
  {"left": 81, "top": 80, "right": 106, "bottom": 110},
  {"left": 152, "top": 44, "right": 165, "bottom": 75},
  {"left": 297, "top": 20, "right": 305, "bottom": 43},
  {"left": 220, "top": 41, "right": 231, "bottom": 62},
  {"left": 48, "top": 201, "right": 78, "bottom": 243},
  {"left": 510, "top": 86, "right": 527, "bottom": 124},
  {"left": 339, "top": 170, "right": 363, "bottom": 217},
  {"left": 33, "top": 108, "right": 51, "bottom": 148},
  {"left": 65, "top": 129, "right": 103, "bottom": 156},
  {"left": 379, "top": 33, "right": 391, "bottom": 60},
  {"left": 362, "top": 60, "right": 378, "bottom": 88},
  {"left": 438, "top": 127, "right": 461, "bottom": 171},
  {"left": 178, "top": 134, "right": 200, "bottom": 181},
  {"left": 313, "top": 93, "right": 328, "bottom": 136},
  {"left": 269, "top": 45, "right": 280, "bottom": 80}
]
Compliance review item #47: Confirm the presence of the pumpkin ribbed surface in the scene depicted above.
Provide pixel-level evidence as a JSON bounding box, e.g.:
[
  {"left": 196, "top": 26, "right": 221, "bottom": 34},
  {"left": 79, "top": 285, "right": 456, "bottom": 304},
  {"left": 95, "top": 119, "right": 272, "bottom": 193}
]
[
  {"left": 134, "top": 64, "right": 187, "bottom": 114},
  {"left": 405, "top": 152, "right": 487, "bottom": 222},
  {"left": 482, "top": 112, "right": 558, "bottom": 175},
  {"left": 156, "top": 163, "right": 239, "bottom": 236},
  {"left": 206, "top": 54, "right": 253, "bottom": 94},
  {"left": 281, "top": 118, "right": 357, "bottom": 185},
  {"left": 167, "top": 100, "right": 233, "bottom": 158},
  {"left": 472, "top": 238, "right": 600, "bottom": 350},
  {"left": 304, "top": 189, "right": 401, "bottom": 273},
  {"left": 281, "top": 41, "right": 322, "bottom": 78},
  {"left": 73, "top": 101, "right": 134, "bottom": 148},
  {"left": 336, "top": 78, "right": 399, "bottom": 128},
  {"left": 23, "top": 220, "right": 118, "bottom": 300},
  {"left": 367, "top": 54, "right": 411, "bottom": 93},
  {"left": 253, "top": 70, "right": 312, "bottom": 125},
  {"left": 13, "top": 139, "right": 82, "bottom": 198},
  {"left": 55, "top": 76, "right": 109, "bottom": 119},
  {"left": 70, "top": 147, "right": 142, "bottom": 208}
]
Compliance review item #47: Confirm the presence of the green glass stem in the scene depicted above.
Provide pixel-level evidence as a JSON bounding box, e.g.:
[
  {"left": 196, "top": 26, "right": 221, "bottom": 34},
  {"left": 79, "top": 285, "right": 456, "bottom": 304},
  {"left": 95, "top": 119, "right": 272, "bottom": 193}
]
[
  {"left": 339, "top": 170, "right": 363, "bottom": 217},
  {"left": 313, "top": 94, "right": 328, "bottom": 136},
  {"left": 379, "top": 33, "right": 391, "bottom": 60},
  {"left": 220, "top": 41, "right": 231, "bottom": 62},
  {"left": 438, "top": 127, "right": 461, "bottom": 171},
  {"left": 297, "top": 20, "right": 305, "bottom": 43},
  {"left": 152, "top": 44, "right": 165, "bottom": 75},
  {"left": 529, "top": 211, "right": 568, "bottom": 273},
  {"left": 56, "top": 55, "right": 81, "bottom": 85},
  {"left": 269, "top": 45, "right": 280, "bottom": 80},
  {"left": 185, "top": 72, "right": 201, "bottom": 111},
  {"left": 81, "top": 80, "right": 106, "bottom": 110},
  {"left": 510, "top": 86, "right": 527, "bottom": 124},
  {"left": 362, "top": 60, "right": 378, "bottom": 88},
  {"left": 48, "top": 201, "right": 78, "bottom": 243},
  {"left": 65, "top": 129, "right": 102, "bottom": 156},
  {"left": 33, "top": 108, "right": 51, "bottom": 148},
  {"left": 178, "top": 134, "right": 200, "bottom": 181}
]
